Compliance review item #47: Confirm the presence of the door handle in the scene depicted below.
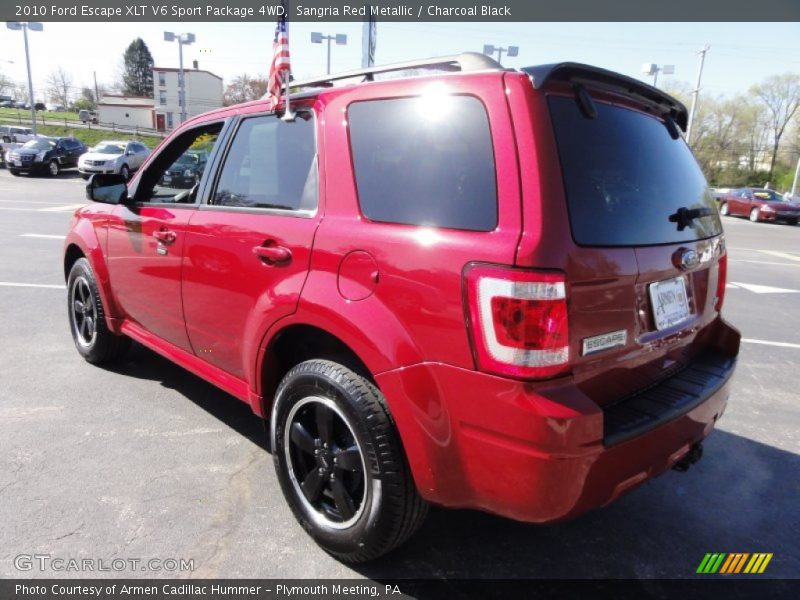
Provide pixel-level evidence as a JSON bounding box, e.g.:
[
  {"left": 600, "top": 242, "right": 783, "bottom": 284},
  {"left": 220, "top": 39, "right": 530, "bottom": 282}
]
[
  {"left": 253, "top": 243, "right": 291, "bottom": 264},
  {"left": 153, "top": 229, "right": 177, "bottom": 245}
]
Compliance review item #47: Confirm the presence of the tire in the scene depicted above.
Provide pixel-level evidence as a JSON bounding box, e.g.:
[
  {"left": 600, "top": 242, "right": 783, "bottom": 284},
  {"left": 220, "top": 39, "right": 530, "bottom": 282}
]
[
  {"left": 787, "top": 219, "right": 798, "bottom": 226},
  {"left": 80, "top": 174, "right": 90, "bottom": 180},
  {"left": 67, "top": 258, "right": 130, "bottom": 364},
  {"left": 9, "top": 169, "right": 20, "bottom": 176},
  {"left": 48, "top": 160, "right": 59, "bottom": 177},
  {"left": 2, "top": 136, "right": 10, "bottom": 143},
  {"left": 120, "top": 164, "right": 130, "bottom": 181},
  {"left": 271, "top": 360, "right": 428, "bottom": 563},
  {"left": 719, "top": 202, "right": 729, "bottom": 216}
]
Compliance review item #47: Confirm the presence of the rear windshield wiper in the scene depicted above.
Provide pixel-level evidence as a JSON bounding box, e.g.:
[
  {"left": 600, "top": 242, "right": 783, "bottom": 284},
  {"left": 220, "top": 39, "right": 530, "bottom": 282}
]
[{"left": 669, "top": 206, "right": 713, "bottom": 231}]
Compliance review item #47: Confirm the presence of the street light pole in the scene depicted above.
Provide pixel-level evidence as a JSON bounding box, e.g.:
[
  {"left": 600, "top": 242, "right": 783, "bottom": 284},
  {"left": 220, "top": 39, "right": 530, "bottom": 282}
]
[
  {"left": 686, "top": 45, "right": 710, "bottom": 147},
  {"left": 311, "top": 32, "right": 347, "bottom": 75},
  {"left": 164, "top": 31, "right": 195, "bottom": 125},
  {"left": 6, "top": 21, "right": 42, "bottom": 135},
  {"left": 482, "top": 44, "right": 519, "bottom": 66}
]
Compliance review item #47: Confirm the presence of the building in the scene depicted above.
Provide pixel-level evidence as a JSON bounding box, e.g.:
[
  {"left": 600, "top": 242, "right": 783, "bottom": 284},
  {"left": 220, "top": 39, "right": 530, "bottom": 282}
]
[
  {"left": 96, "top": 95, "right": 155, "bottom": 129},
  {"left": 152, "top": 65, "right": 223, "bottom": 130}
]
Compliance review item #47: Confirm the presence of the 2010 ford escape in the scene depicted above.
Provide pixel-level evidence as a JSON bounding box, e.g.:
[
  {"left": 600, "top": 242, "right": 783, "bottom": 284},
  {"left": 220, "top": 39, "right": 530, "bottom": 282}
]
[{"left": 63, "top": 53, "right": 740, "bottom": 562}]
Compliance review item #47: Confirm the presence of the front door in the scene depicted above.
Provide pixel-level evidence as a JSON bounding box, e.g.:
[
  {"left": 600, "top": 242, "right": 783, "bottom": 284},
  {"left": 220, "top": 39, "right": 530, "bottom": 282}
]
[
  {"left": 181, "top": 112, "right": 320, "bottom": 379},
  {"left": 106, "top": 121, "right": 224, "bottom": 351}
]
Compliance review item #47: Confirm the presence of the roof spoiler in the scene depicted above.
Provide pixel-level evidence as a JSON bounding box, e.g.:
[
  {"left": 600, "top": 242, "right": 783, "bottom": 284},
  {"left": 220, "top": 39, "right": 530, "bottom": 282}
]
[{"left": 522, "top": 63, "right": 688, "bottom": 131}]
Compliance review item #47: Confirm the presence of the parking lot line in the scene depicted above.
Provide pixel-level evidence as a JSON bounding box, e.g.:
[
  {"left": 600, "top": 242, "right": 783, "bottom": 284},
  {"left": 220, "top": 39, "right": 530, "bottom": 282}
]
[
  {"left": 742, "top": 338, "right": 800, "bottom": 350},
  {"left": 38, "top": 204, "right": 87, "bottom": 212},
  {"left": 758, "top": 250, "right": 800, "bottom": 263},
  {"left": 19, "top": 234, "right": 67, "bottom": 239},
  {"left": 729, "top": 259, "right": 800, "bottom": 268},
  {"left": 0, "top": 281, "right": 65, "bottom": 289}
]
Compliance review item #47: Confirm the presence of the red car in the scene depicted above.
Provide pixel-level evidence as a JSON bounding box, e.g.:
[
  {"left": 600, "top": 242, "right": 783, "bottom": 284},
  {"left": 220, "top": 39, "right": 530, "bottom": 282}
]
[
  {"left": 64, "top": 53, "right": 740, "bottom": 562},
  {"left": 719, "top": 187, "right": 800, "bottom": 224}
]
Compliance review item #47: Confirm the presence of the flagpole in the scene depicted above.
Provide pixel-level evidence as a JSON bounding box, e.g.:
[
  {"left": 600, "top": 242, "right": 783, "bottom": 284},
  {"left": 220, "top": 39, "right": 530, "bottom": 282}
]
[
  {"left": 280, "top": 0, "right": 295, "bottom": 121},
  {"left": 281, "top": 70, "right": 295, "bottom": 121}
]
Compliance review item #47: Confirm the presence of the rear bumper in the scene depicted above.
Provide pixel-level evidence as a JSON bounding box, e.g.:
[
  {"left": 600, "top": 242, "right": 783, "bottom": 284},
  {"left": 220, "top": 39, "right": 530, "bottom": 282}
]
[{"left": 376, "top": 317, "right": 740, "bottom": 523}]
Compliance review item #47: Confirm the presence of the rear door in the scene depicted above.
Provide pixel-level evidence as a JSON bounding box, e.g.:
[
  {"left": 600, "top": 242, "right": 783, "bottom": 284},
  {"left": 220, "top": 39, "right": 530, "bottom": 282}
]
[
  {"left": 525, "top": 87, "right": 725, "bottom": 404},
  {"left": 181, "top": 110, "right": 320, "bottom": 380}
]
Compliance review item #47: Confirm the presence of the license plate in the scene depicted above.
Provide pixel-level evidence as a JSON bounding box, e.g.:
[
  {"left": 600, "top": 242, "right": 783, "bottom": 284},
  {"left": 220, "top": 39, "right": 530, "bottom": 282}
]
[
  {"left": 14, "top": 160, "right": 21, "bottom": 166},
  {"left": 649, "top": 276, "right": 691, "bottom": 331},
  {"left": 163, "top": 176, "right": 172, "bottom": 183}
]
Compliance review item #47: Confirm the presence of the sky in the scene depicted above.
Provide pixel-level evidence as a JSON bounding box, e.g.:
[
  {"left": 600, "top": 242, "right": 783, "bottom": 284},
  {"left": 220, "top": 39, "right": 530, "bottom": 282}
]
[{"left": 1, "top": 21, "right": 799, "bottom": 102}]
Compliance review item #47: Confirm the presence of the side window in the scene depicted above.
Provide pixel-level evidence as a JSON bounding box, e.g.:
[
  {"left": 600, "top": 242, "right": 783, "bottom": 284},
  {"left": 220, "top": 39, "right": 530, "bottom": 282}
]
[
  {"left": 134, "top": 123, "right": 222, "bottom": 204},
  {"left": 212, "top": 113, "right": 317, "bottom": 211},
  {"left": 347, "top": 95, "right": 497, "bottom": 231}
]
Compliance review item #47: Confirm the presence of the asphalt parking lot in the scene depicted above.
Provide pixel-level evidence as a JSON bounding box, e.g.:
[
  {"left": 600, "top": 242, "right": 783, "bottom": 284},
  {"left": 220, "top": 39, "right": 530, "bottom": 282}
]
[{"left": 0, "top": 169, "right": 798, "bottom": 581}]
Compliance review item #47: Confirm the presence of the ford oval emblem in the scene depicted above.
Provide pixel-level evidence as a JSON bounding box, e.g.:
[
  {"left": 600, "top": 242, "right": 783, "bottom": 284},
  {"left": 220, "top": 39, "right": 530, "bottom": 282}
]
[{"left": 679, "top": 249, "right": 700, "bottom": 270}]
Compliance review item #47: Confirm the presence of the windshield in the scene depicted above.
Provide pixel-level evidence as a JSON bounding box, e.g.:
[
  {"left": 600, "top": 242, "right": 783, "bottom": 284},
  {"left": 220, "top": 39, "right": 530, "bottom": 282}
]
[
  {"left": 94, "top": 144, "right": 125, "bottom": 155},
  {"left": 176, "top": 154, "right": 200, "bottom": 166},
  {"left": 548, "top": 95, "right": 722, "bottom": 246},
  {"left": 752, "top": 190, "right": 783, "bottom": 202},
  {"left": 22, "top": 139, "right": 56, "bottom": 151}
]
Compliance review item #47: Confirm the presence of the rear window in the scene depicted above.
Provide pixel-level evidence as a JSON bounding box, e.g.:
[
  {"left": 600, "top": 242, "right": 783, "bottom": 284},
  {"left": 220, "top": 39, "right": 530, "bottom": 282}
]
[
  {"left": 348, "top": 95, "right": 497, "bottom": 231},
  {"left": 548, "top": 96, "right": 722, "bottom": 246}
]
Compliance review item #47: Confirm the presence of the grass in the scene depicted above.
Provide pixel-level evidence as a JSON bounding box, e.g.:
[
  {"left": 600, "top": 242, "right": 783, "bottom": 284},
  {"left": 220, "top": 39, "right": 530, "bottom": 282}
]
[
  {"left": 0, "top": 107, "right": 82, "bottom": 122},
  {"left": 31, "top": 124, "right": 163, "bottom": 149}
]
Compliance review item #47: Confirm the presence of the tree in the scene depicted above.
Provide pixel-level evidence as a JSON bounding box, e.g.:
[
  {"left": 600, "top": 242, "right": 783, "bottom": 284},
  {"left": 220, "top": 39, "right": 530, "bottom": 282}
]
[
  {"left": 79, "top": 87, "right": 96, "bottom": 109},
  {"left": 14, "top": 83, "right": 30, "bottom": 104},
  {"left": 121, "top": 38, "right": 154, "bottom": 97},
  {"left": 223, "top": 74, "right": 268, "bottom": 106},
  {"left": 46, "top": 66, "right": 73, "bottom": 107},
  {"left": 751, "top": 73, "right": 800, "bottom": 181},
  {"left": 0, "top": 71, "right": 12, "bottom": 96}
]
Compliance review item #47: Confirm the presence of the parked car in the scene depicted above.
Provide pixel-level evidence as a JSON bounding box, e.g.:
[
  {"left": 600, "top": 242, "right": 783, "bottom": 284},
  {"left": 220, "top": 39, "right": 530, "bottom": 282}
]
[
  {"left": 7, "top": 136, "right": 86, "bottom": 176},
  {"left": 78, "top": 140, "right": 150, "bottom": 180},
  {"left": 66, "top": 53, "right": 740, "bottom": 562},
  {"left": 718, "top": 187, "right": 800, "bottom": 224},
  {"left": 158, "top": 150, "right": 208, "bottom": 188},
  {"left": 78, "top": 109, "right": 98, "bottom": 124},
  {"left": 0, "top": 125, "right": 37, "bottom": 143},
  {"left": 0, "top": 97, "right": 15, "bottom": 108}
]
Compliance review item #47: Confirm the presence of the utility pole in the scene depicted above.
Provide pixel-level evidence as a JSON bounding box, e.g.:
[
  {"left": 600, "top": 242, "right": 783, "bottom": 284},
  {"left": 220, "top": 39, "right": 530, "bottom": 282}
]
[
  {"left": 311, "top": 32, "right": 347, "bottom": 75},
  {"left": 791, "top": 156, "right": 800, "bottom": 197},
  {"left": 483, "top": 44, "right": 519, "bottom": 65},
  {"left": 93, "top": 71, "right": 99, "bottom": 104},
  {"left": 164, "top": 31, "right": 195, "bottom": 124},
  {"left": 686, "top": 45, "right": 710, "bottom": 146}
]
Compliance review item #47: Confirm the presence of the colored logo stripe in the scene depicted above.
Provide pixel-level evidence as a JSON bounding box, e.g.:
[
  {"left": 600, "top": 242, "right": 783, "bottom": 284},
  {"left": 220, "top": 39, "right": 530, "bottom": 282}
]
[{"left": 697, "top": 553, "right": 773, "bottom": 574}]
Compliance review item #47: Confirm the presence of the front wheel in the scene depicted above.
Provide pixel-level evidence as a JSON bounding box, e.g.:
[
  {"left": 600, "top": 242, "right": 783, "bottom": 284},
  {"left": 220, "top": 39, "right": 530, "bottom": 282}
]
[
  {"left": 719, "top": 202, "right": 729, "bottom": 216},
  {"left": 67, "top": 258, "right": 130, "bottom": 364},
  {"left": 271, "top": 360, "right": 428, "bottom": 563},
  {"left": 120, "top": 164, "right": 130, "bottom": 181},
  {"left": 8, "top": 169, "right": 20, "bottom": 176},
  {"left": 48, "top": 160, "right": 59, "bottom": 177}
]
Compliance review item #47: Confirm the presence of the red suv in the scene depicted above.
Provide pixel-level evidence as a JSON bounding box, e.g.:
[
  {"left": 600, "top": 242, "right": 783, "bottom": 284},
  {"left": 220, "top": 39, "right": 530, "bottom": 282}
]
[{"left": 64, "top": 53, "right": 740, "bottom": 562}]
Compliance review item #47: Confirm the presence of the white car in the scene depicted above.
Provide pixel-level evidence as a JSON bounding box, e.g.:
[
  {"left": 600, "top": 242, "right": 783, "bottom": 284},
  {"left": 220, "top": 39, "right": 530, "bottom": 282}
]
[
  {"left": 78, "top": 140, "right": 150, "bottom": 180},
  {"left": 0, "top": 126, "right": 37, "bottom": 144}
]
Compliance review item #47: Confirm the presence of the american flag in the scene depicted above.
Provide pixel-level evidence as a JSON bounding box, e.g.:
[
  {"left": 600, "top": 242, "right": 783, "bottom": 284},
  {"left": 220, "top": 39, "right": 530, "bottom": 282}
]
[{"left": 268, "top": 6, "right": 291, "bottom": 104}]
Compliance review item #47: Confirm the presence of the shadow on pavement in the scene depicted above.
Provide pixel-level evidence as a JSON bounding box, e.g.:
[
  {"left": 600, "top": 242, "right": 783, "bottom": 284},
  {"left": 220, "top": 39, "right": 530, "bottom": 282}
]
[{"left": 104, "top": 343, "right": 799, "bottom": 579}]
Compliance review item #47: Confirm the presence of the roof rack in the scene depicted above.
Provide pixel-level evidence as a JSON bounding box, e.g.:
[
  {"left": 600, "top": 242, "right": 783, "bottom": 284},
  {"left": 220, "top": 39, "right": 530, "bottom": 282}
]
[{"left": 269, "top": 52, "right": 502, "bottom": 97}]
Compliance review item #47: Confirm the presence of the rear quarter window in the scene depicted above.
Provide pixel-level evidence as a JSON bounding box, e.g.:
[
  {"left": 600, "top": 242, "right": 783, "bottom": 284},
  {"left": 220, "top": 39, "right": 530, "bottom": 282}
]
[
  {"left": 548, "top": 95, "right": 722, "bottom": 246},
  {"left": 347, "top": 95, "right": 497, "bottom": 231}
]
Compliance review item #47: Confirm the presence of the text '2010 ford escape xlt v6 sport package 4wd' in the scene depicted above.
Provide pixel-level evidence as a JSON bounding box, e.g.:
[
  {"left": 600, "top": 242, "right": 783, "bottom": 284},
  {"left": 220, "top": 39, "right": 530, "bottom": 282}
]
[{"left": 64, "top": 53, "right": 740, "bottom": 562}]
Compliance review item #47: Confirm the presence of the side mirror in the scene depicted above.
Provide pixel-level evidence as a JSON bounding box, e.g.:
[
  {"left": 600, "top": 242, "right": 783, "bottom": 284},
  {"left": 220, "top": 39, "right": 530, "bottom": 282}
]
[{"left": 86, "top": 174, "right": 129, "bottom": 205}]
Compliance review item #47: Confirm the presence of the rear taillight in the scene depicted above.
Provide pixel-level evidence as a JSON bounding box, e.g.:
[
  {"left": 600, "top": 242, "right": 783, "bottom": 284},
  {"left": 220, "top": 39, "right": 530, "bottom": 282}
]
[
  {"left": 715, "top": 252, "right": 728, "bottom": 312},
  {"left": 465, "top": 264, "right": 570, "bottom": 379}
]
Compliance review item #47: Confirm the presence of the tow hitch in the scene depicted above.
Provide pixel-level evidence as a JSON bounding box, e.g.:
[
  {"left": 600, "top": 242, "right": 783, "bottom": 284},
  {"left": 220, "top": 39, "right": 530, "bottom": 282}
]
[{"left": 673, "top": 443, "right": 703, "bottom": 472}]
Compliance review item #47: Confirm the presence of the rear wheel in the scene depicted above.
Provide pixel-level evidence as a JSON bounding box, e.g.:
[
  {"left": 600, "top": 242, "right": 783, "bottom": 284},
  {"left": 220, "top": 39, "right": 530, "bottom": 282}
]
[
  {"left": 272, "top": 360, "right": 428, "bottom": 563},
  {"left": 719, "top": 202, "right": 729, "bottom": 216},
  {"left": 749, "top": 207, "right": 760, "bottom": 222},
  {"left": 67, "top": 258, "right": 130, "bottom": 364}
]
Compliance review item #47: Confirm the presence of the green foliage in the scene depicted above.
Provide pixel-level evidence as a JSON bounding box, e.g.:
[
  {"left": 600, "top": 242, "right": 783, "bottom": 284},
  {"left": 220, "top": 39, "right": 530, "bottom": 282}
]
[{"left": 121, "top": 38, "right": 154, "bottom": 98}]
